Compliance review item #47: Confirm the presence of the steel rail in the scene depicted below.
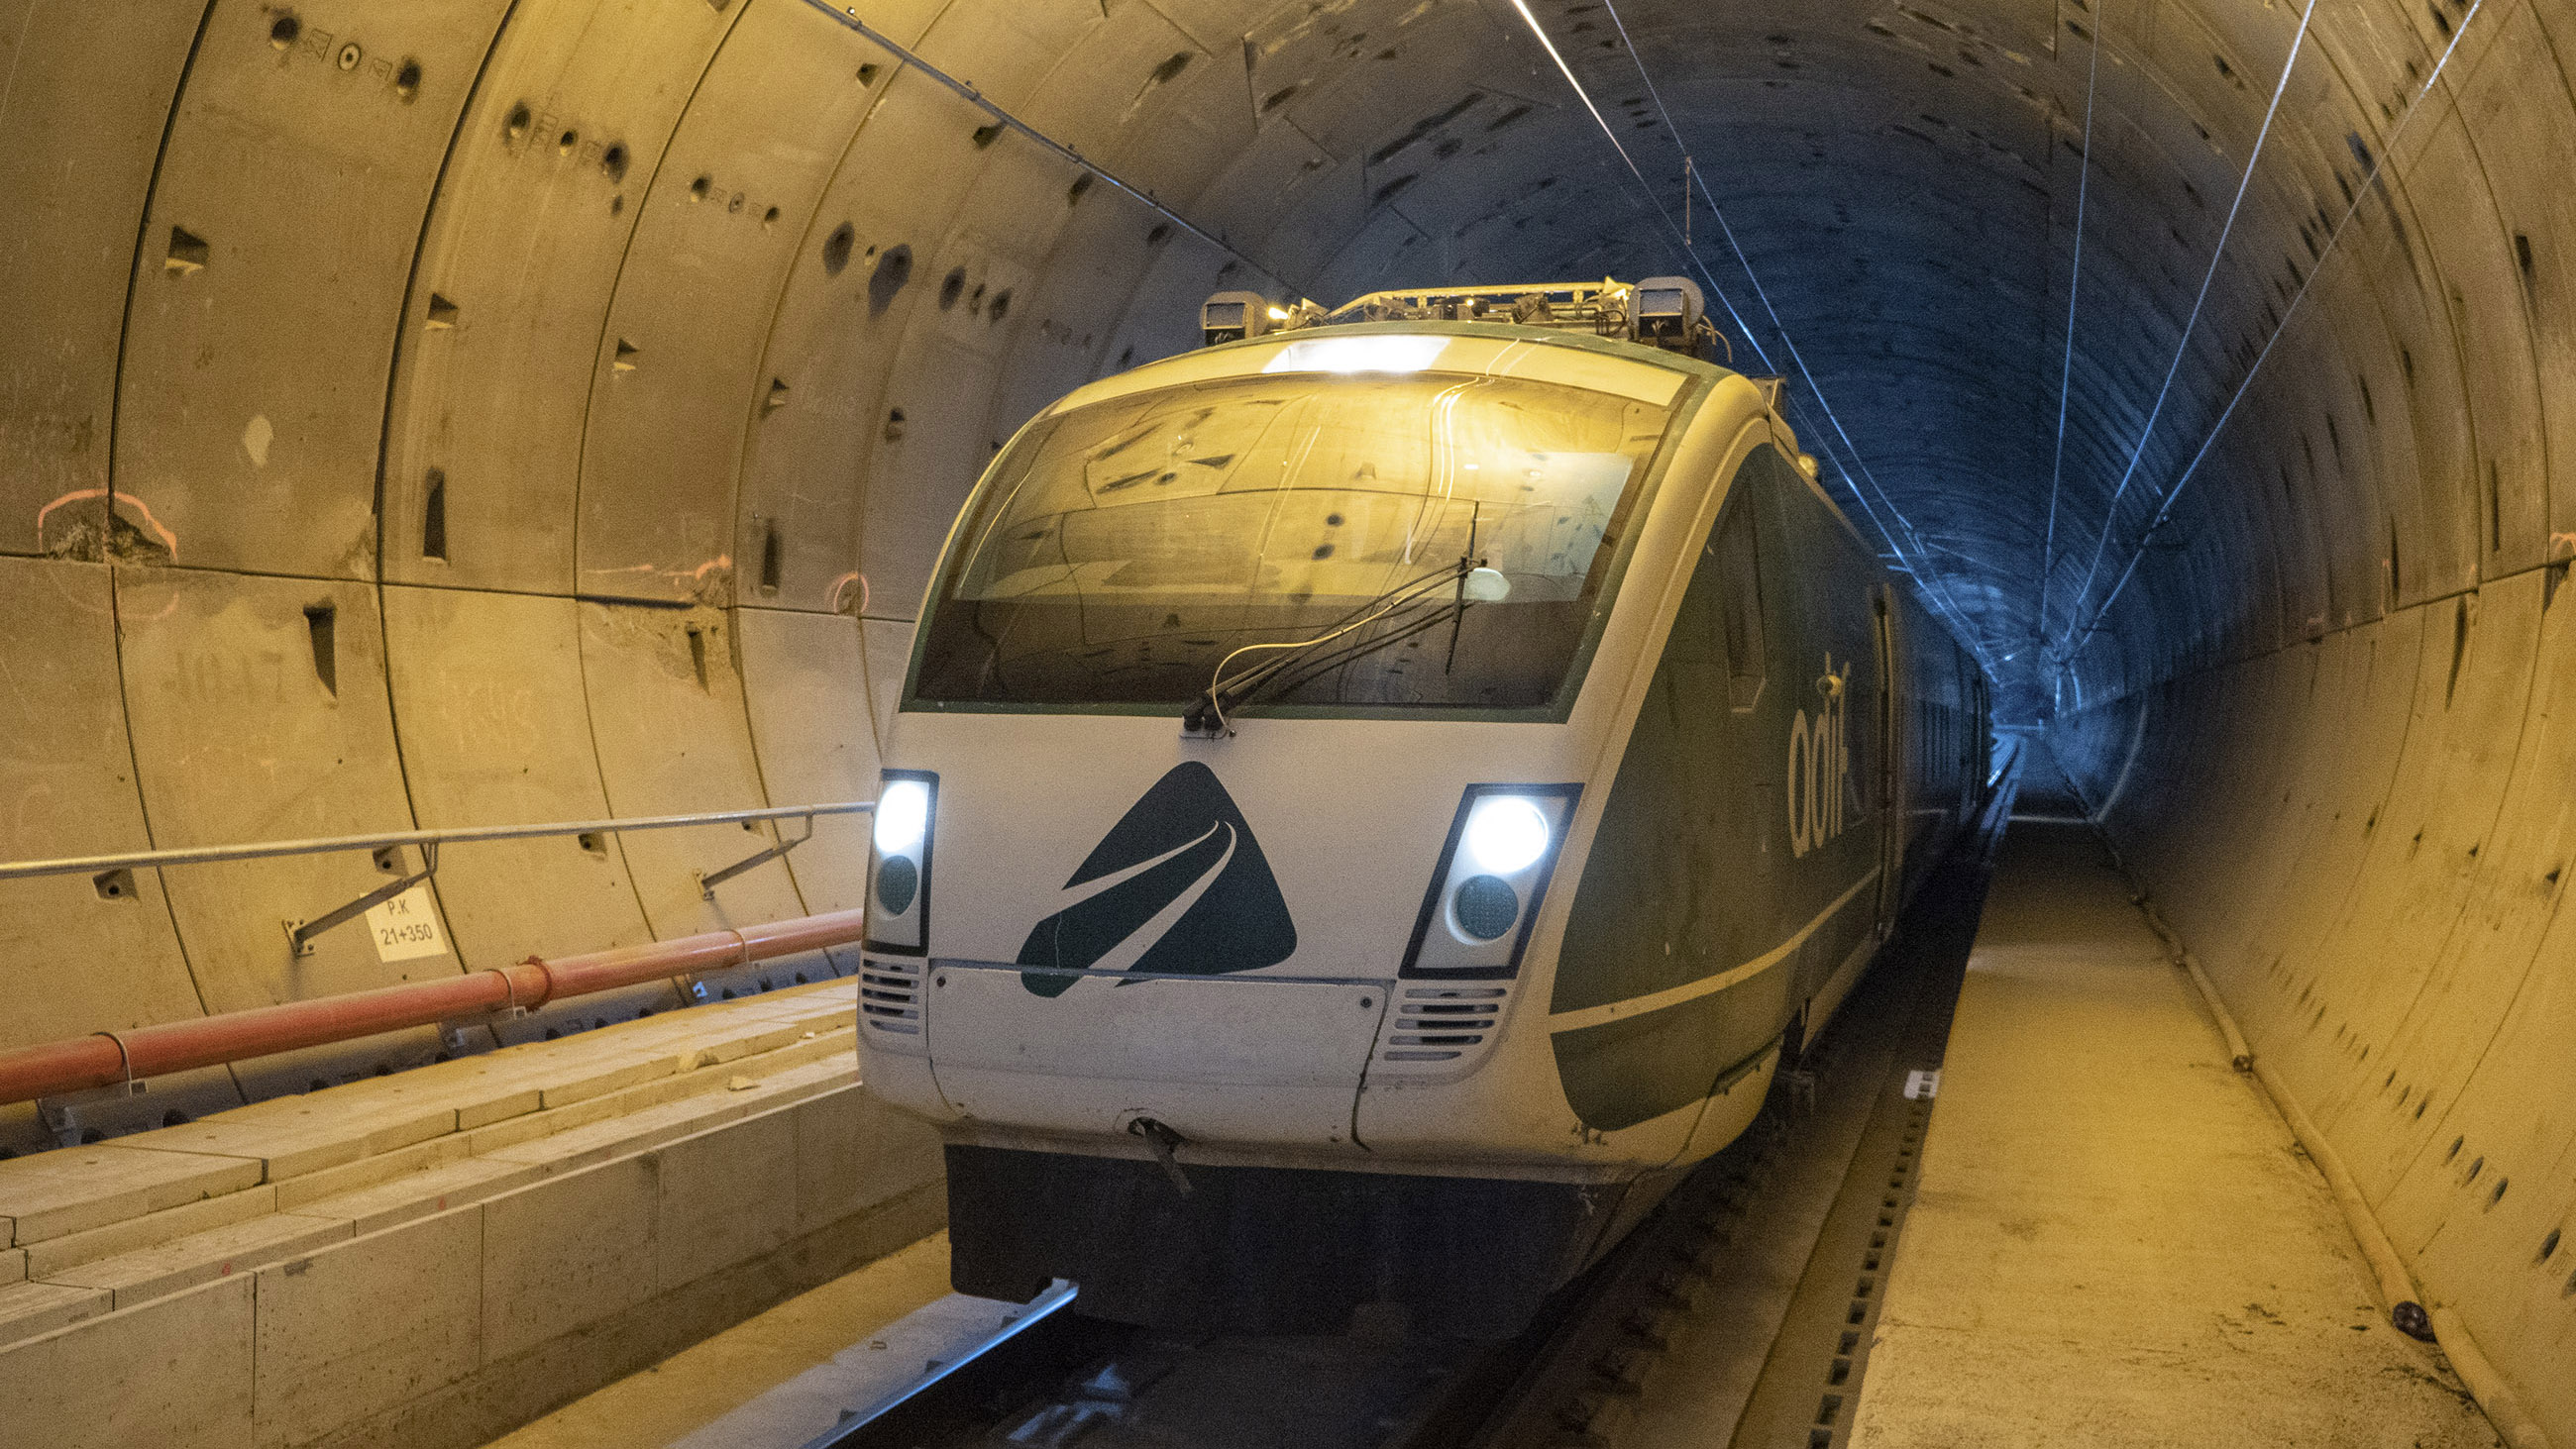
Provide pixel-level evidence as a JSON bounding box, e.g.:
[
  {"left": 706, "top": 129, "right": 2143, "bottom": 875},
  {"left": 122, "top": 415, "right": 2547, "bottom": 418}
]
[
  {"left": 0, "top": 801, "right": 873, "bottom": 884},
  {"left": 0, "top": 907, "right": 869, "bottom": 1106}
]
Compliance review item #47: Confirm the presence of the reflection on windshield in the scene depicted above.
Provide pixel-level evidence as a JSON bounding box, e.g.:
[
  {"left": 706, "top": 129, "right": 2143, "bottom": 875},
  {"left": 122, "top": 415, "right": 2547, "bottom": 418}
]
[{"left": 912, "top": 365, "right": 1682, "bottom": 713}]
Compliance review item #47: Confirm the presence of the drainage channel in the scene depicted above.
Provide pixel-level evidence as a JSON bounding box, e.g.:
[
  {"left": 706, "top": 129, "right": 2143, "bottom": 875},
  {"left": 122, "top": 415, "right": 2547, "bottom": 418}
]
[
  {"left": 1710, "top": 780, "right": 2012, "bottom": 1449},
  {"left": 809, "top": 786, "right": 2014, "bottom": 1449}
]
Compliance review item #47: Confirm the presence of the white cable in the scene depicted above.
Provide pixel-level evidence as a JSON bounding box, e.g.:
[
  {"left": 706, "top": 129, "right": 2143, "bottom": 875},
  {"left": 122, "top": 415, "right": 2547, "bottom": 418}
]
[
  {"left": 1583, "top": 0, "right": 2004, "bottom": 674},
  {"left": 2040, "top": 15, "right": 2105, "bottom": 644},
  {"left": 2053, "top": 0, "right": 2319, "bottom": 648},
  {"left": 2058, "top": 0, "right": 2487, "bottom": 663}
]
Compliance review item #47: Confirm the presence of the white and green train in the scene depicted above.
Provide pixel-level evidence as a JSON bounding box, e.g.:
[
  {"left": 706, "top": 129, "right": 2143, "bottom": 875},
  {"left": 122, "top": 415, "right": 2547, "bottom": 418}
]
[{"left": 855, "top": 278, "right": 1990, "bottom": 1337}]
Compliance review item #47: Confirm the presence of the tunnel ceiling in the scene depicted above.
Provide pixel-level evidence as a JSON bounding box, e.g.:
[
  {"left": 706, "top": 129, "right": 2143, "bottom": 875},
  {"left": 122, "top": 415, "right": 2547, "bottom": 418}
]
[
  {"left": 3, "top": 0, "right": 2544, "bottom": 738},
  {"left": 1140, "top": 0, "right": 2533, "bottom": 723}
]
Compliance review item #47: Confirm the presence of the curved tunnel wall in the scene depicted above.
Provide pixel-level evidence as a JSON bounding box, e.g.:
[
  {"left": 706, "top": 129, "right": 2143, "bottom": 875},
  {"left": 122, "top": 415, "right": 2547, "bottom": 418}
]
[{"left": 0, "top": 0, "right": 2570, "bottom": 1435}]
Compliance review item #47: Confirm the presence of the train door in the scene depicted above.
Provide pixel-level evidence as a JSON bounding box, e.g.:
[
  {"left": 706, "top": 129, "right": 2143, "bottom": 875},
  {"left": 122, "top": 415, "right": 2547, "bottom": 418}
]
[{"left": 1871, "top": 589, "right": 1902, "bottom": 937}]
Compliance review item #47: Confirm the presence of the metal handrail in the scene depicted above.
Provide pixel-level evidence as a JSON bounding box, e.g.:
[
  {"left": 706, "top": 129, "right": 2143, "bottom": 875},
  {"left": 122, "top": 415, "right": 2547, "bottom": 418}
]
[{"left": 0, "top": 801, "right": 875, "bottom": 883}]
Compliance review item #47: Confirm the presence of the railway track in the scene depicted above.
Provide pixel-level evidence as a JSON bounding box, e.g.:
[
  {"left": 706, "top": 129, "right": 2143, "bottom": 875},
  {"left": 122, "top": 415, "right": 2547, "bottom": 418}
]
[{"left": 806, "top": 782, "right": 2013, "bottom": 1449}]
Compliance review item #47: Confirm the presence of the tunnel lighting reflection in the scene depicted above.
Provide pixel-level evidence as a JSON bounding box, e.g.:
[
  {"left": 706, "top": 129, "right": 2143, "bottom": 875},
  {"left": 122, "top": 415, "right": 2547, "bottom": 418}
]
[
  {"left": 874, "top": 780, "right": 929, "bottom": 855},
  {"left": 1262, "top": 334, "right": 1448, "bottom": 375},
  {"left": 1463, "top": 795, "right": 1552, "bottom": 875}
]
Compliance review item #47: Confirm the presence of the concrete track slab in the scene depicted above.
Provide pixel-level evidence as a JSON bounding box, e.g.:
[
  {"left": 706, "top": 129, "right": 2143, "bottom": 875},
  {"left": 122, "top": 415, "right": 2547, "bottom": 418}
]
[
  {"left": 42, "top": 1209, "right": 352, "bottom": 1307},
  {"left": 482, "top": 1232, "right": 968, "bottom": 1449},
  {"left": 0, "top": 1144, "right": 266, "bottom": 1246},
  {"left": 1851, "top": 821, "right": 2502, "bottom": 1449}
]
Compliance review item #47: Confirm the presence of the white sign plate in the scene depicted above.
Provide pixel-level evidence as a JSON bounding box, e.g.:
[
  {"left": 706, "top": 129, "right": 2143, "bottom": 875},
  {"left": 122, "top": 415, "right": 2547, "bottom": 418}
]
[{"left": 365, "top": 884, "right": 449, "bottom": 963}]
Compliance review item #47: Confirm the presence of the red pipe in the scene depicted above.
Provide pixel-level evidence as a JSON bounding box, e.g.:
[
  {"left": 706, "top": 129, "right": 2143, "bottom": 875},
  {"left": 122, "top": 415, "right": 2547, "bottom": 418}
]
[{"left": 0, "top": 907, "right": 868, "bottom": 1107}]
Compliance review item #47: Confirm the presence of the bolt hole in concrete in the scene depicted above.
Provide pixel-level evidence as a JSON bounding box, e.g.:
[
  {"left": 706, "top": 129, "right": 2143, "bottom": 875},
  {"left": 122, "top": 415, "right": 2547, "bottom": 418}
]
[
  {"left": 165, "top": 225, "right": 209, "bottom": 274},
  {"left": 869, "top": 244, "right": 912, "bottom": 311},
  {"left": 395, "top": 58, "right": 421, "bottom": 99},
  {"left": 269, "top": 12, "right": 297, "bottom": 48},
  {"left": 422, "top": 467, "right": 448, "bottom": 560},
  {"left": 304, "top": 602, "right": 337, "bottom": 695}
]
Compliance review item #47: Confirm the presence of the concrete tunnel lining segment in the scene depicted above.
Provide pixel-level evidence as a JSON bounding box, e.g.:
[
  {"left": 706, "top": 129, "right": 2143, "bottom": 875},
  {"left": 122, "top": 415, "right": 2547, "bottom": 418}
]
[{"left": 0, "top": 0, "right": 2569, "bottom": 1439}]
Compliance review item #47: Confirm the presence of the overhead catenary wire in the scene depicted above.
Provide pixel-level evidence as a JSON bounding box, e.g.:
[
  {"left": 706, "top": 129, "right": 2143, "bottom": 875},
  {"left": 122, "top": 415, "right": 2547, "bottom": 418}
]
[
  {"left": 1507, "top": 0, "right": 1986, "bottom": 662},
  {"left": 2055, "top": 0, "right": 2490, "bottom": 667},
  {"left": 2039, "top": 13, "right": 2105, "bottom": 645},
  {"left": 818, "top": 0, "right": 1998, "bottom": 671},
  {"left": 2049, "top": 0, "right": 2319, "bottom": 655},
  {"left": 798, "top": 0, "right": 1305, "bottom": 297},
  {"left": 1583, "top": 0, "right": 2003, "bottom": 670},
  {"left": 1571, "top": 0, "right": 2005, "bottom": 675}
]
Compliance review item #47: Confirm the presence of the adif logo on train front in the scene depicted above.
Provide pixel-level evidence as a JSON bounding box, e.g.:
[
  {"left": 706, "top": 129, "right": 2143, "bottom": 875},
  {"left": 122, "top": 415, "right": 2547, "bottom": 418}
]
[
  {"left": 1013, "top": 763, "right": 1298, "bottom": 996},
  {"left": 1787, "top": 654, "right": 1853, "bottom": 859}
]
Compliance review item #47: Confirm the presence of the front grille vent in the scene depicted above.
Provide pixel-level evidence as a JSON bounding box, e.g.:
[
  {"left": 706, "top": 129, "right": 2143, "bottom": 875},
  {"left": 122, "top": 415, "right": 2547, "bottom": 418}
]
[
  {"left": 859, "top": 957, "right": 923, "bottom": 1034},
  {"left": 1379, "top": 985, "right": 1507, "bottom": 1062}
]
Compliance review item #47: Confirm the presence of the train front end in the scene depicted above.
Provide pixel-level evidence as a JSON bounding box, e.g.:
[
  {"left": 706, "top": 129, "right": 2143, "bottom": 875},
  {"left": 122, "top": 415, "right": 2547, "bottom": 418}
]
[{"left": 855, "top": 307, "right": 1759, "bottom": 1334}]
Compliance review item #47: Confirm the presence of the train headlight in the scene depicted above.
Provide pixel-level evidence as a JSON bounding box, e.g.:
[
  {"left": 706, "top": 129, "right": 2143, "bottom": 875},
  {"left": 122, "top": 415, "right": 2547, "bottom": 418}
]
[
  {"left": 1463, "top": 795, "right": 1551, "bottom": 874},
  {"left": 1401, "top": 785, "right": 1579, "bottom": 980},
  {"left": 874, "top": 780, "right": 929, "bottom": 856},
  {"left": 865, "top": 771, "right": 937, "bottom": 955}
]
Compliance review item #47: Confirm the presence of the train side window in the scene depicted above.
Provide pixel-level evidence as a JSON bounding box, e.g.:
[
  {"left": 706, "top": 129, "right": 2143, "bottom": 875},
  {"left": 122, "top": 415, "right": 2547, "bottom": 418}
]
[{"left": 1713, "top": 502, "right": 1766, "bottom": 709}]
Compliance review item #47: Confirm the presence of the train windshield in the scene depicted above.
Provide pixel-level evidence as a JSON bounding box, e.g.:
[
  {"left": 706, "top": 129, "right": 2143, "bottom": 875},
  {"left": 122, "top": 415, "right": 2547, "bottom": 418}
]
[{"left": 911, "top": 358, "right": 1686, "bottom": 715}]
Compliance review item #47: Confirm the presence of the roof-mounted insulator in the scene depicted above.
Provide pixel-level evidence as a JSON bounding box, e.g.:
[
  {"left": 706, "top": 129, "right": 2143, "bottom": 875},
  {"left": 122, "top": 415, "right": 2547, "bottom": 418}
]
[
  {"left": 1200, "top": 277, "right": 1728, "bottom": 362},
  {"left": 1201, "top": 290, "right": 1285, "bottom": 347}
]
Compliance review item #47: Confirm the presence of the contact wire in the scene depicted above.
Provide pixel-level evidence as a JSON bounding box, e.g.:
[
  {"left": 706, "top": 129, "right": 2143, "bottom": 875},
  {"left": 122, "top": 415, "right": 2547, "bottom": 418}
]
[
  {"left": 797, "top": 1, "right": 1302, "bottom": 294},
  {"left": 2039, "top": 16, "right": 2105, "bottom": 645},
  {"left": 1586, "top": 0, "right": 2002, "bottom": 673},
  {"left": 2053, "top": 0, "right": 2320, "bottom": 655},
  {"left": 2059, "top": 0, "right": 2489, "bottom": 660}
]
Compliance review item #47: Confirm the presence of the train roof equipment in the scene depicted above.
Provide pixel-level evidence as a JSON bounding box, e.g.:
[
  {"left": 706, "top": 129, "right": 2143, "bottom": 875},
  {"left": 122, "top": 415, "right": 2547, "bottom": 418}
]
[{"left": 1203, "top": 275, "right": 1757, "bottom": 373}]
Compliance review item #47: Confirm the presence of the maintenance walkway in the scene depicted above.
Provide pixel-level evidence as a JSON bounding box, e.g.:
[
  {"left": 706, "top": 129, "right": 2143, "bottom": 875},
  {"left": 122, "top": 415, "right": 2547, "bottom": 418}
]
[{"left": 1851, "top": 764, "right": 2501, "bottom": 1448}]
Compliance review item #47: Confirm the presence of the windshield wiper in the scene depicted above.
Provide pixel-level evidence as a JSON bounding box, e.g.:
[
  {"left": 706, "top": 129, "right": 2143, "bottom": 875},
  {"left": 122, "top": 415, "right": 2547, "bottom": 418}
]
[{"left": 1183, "top": 559, "right": 1471, "bottom": 736}]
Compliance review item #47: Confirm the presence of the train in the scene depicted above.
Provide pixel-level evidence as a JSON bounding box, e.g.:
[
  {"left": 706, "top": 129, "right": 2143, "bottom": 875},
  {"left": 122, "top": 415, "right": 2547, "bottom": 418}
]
[{"left": 853, "top": 276, "right": 1991, "bottom": 1337}]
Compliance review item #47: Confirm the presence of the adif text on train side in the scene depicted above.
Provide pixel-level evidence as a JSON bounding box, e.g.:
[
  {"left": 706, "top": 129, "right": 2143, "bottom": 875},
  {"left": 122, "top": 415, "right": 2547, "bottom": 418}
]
[{"left": 1787, "top": 653, "right": 1853, "bottom": 859}]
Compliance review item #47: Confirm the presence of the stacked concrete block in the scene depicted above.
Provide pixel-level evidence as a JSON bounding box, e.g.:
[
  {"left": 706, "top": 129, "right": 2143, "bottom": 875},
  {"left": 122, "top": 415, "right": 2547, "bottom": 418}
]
[{"left": 0, "top": 982, "right": 942, "bottom": 1449}]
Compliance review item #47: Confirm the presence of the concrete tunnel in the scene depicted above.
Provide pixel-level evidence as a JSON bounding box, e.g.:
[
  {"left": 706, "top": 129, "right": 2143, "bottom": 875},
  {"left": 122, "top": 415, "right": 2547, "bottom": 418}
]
[{"left": 0, "top": 0, "right": 2569, "bottom": 1442}]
